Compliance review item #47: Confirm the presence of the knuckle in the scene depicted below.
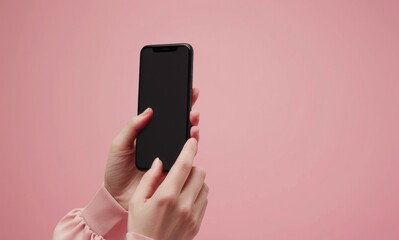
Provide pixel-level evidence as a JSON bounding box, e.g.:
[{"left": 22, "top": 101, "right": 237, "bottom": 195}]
[
  {"left": 126, "top": 117, "right": 140, "bottom": 133},
  {"left": 189, "top": 216, "right": 202, "bottom": 235},
  {"left": 178, "top": 205, "right": 192, "bottom": 219},
  {"left": 128, "top": 116, "right": 139, "bottom": 127},
  {"left": 196, "top": 167, "right": 206, "bottom": 181},
  {"left": 157, "top": 192, "right": 177, "bottom": 207},
  {"left": 178, "top": 161, "right": 192, "bottom": 174},
  {"left": 187, "top": 215, "right": 197, "bottom": 230}
]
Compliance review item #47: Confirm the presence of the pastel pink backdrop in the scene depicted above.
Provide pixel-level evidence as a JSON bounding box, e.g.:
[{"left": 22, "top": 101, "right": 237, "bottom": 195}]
[{"left": 1, "top": 0, "right": 398, "bottom": 239}]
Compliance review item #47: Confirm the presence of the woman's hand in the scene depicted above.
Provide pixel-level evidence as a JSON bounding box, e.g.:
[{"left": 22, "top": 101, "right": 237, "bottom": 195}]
[
  {"left": 128, "top": 138, "right": 208, "bottom": 240},
  {"left": 104, "top": 89, "right": 200, "bottom": 210}
]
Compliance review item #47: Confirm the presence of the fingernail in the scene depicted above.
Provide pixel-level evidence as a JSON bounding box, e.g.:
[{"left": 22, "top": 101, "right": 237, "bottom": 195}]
[
  {"left": 141, "top": 108, "right": 151, "bottom": 116},
  {"left": 151, "top": 158, "right": 161, "bottom": 168}
]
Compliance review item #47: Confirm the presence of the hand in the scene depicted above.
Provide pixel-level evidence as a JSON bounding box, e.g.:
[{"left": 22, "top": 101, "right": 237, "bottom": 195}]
[
  {"left": 104, "top": 89, "right": 200, "bottom": 210},
  {"left": 128, "top": 138, "right": 208, "bottom": 240}
]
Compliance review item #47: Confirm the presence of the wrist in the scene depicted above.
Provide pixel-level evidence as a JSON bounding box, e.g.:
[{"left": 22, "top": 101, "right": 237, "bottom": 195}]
[{"left": 103, "top": 182, "right": 129, "bottom": 210}]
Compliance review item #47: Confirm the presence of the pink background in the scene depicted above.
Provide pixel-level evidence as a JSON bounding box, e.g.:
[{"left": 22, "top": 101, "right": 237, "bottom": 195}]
[{"left": 1, "top": 0, "right": 398, "bottom": 239}]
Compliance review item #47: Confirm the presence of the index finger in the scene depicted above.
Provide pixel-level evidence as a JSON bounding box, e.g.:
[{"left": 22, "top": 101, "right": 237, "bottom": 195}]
[{"left": 156, "top": 138, "right": 198, "bottom": 197}]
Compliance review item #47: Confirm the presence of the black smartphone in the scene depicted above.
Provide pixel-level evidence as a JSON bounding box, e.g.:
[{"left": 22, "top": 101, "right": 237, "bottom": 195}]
[{"left": 136, "top": 43, "right": 193, "bottom": 171}]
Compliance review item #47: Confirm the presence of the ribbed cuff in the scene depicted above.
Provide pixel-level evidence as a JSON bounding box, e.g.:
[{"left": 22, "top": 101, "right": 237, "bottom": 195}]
[{"left": 82, "top": 186, "right": 128, "bottom": 236}]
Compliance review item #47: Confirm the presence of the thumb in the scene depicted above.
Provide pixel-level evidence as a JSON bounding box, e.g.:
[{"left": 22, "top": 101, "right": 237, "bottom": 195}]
[
  {"left": 135, "top": 158, "right": 164, "bottom": 201},
  {"left": 111, "top": 108, "right": 153, "bottom": 151}
]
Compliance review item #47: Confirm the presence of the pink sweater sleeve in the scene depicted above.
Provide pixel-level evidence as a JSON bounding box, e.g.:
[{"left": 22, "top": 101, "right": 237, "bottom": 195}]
[{"left": 53, "top": 186, "right": 153, "bottom": 240}]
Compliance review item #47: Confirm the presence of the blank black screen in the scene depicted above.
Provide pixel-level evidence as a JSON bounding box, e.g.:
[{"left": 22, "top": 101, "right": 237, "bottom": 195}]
[{"left": 136, "top": 45, "right": 192, "bottom": 171}]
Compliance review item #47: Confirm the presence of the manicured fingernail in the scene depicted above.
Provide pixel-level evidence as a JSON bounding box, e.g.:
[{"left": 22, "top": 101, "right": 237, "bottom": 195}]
[{"left": 151, "top": 158, "right": 160, "bottom": 168}]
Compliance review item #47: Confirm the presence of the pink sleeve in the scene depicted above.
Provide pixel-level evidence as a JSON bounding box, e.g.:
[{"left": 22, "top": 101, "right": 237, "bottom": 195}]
[
  {"left": 53, "top": 186, "right": 127, "bottom": 240},
  {"left": 53, "top": 186, "right": 154, "bottom": 240}
]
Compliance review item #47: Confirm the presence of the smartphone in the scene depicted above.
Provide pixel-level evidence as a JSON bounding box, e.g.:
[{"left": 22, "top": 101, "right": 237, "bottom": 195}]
[{"left": 136, "top": 43, "right": 193, "bottom": 171}]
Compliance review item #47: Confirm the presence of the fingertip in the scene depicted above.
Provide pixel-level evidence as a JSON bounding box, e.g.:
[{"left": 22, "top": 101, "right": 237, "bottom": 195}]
[
  {"left": 190, "top": 111, "right": 200, "bottom": 126},
  {"left": 112, "top": 109, "right": 153, "bottom": 150},
  {"left": 151, "top": 157, "right": 161, "bottom": 169},
  {"left": 190, "top": 126, "right": 200, "bottom": 141},
  {"left": 151, "top": 158, "right": 159, "bottom": 168},
  {"left": 137, "top": 158, "right": 164, "bottom": 200},
  {"left": 130, "top": 108, "right": 153, "bottom": 128},
  {"left": 141, "top": 107, "right": 153, "bottom": 117},
  {"left": 183, "top": 137, "right": 198, "bottom": 154},
  {"left": 190, "top": 137, "right": 197, "bottom": 146}
]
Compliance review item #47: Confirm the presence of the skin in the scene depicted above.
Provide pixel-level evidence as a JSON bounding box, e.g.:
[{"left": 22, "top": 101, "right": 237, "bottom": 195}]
[
  {"left": 129, "top": 138, "right": 208, "bottom": 239},
  {"left": 103, "top": 88, "right": 207, "bottom": 239}
]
